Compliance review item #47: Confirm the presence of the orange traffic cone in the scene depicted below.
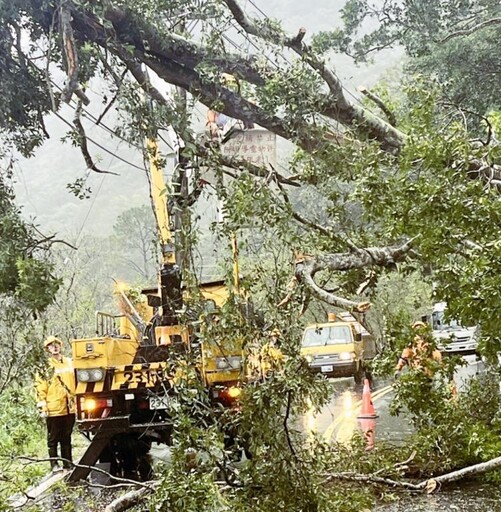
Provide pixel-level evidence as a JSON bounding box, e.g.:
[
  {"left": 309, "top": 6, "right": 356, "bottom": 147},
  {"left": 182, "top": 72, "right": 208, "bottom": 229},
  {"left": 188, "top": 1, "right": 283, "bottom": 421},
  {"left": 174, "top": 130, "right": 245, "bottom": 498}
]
[
  {"left": 357, "top": 378, "right": 378, "bottom": 419},
  {"left": 359, "top": 417, "right": 376, "bottom": 450}
]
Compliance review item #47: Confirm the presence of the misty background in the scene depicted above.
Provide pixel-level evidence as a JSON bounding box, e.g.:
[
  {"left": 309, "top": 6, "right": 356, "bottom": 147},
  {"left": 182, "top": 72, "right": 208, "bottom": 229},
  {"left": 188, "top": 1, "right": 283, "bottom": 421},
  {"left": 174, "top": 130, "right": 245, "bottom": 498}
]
[{"left": 11, "top": 0, "right": 402, "bottom": 279}]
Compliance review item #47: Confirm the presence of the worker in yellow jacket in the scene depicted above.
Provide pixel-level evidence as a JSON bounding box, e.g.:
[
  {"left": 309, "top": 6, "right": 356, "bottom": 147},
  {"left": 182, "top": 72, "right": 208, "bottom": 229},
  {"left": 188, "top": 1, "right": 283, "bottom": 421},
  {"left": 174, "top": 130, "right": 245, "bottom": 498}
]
[
  {"left": 247, "top": 328, "right": 284, "bottom": 381},
  {"left": 35, "top": 336, "right": 76, "bottom": 472},
  {"left": 394, "top": 321, "right": 442, "bottom": 378}
]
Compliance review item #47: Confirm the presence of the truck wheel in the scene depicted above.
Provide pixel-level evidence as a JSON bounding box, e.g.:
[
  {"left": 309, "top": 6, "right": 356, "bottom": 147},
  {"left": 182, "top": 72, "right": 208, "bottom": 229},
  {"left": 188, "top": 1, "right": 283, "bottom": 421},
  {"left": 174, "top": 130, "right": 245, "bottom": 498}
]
[
  {"left": 354, "top": 364, "right": 364, "bottom": 385},
  {"left": 108, "top": 434, "right": 153, "bottom": 481}
]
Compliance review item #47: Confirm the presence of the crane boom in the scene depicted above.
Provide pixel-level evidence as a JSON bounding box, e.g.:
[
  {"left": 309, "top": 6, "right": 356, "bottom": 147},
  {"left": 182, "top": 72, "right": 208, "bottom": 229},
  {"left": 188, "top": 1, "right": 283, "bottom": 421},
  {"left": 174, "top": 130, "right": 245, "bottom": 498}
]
[
  {"left": 146, "top": 138, "right": 175, "bottom": 265},
  {"left": 146, "top": 136, "right": 182, "bottom": 326}
]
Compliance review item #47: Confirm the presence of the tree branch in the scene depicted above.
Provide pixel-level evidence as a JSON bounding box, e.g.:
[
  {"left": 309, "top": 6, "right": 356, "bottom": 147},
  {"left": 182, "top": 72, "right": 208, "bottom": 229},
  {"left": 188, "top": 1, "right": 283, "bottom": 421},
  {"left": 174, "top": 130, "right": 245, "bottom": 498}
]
[
  {"left": 141, "top": 53, "right": 319, "bottom": 152},
  {"left": 67, "top": 8, "right": 321, "bottom": 152},
  {"left": 103, "top": 6, "right": 269, "bottom": 86},
  {"left": 67, "top": 1, "right": 405, "bottom": 162},
  {"left": 221, "top": 0, "right": 406, "bottom": 152},
  {"left": 324, "top": 471, "right": 423, "bottom": 490},
  {"left": 439, "top": 17, "right": 501, "bottom": 43},
  {"left": 60, "top": 5, "right": 90, "bottom": 105},
  {"left": 358, "top": 85, "right": 397, "bottom": 127},
  {"left": 325, "top": 453, "right": 501, "bottom": 493},
  {"left": 283, "top": 389, "right": 298, "bottom": 460},
  {"left": 104, "top": 485, "right": 156, "bottom": 512},
  {"left": 73, "top": 101, "right": 118, "bottom": 175},
  {"left": 294, "top": 239, "right": 416, "bottom": 312}
]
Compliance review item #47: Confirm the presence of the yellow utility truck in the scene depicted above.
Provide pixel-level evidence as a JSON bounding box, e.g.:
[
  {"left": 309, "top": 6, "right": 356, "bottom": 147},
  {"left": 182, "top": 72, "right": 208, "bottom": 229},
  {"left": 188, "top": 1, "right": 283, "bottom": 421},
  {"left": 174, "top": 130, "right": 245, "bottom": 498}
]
[{"left": 68, "top": 138, "right": 245, "bottom": 482}]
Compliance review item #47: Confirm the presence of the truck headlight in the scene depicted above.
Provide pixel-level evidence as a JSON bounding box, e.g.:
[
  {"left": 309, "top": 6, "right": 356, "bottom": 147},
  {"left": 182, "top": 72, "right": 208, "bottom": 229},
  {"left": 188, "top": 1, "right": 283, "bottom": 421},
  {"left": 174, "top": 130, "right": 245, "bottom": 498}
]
[
  {"left": 77, "top": 368, "right": 104, "bottom": 382},
  {"left": 82, "top": 397, "right": 113, "bottom": 411},
  {"left": 227, "top": 386, "right": 242, "bottom": 398},
  {"left": 216, "top": 356, "right": 242, "bottom": 370},
  {"left": 339, "top": 352, "right": 353, "bottom": 361}
]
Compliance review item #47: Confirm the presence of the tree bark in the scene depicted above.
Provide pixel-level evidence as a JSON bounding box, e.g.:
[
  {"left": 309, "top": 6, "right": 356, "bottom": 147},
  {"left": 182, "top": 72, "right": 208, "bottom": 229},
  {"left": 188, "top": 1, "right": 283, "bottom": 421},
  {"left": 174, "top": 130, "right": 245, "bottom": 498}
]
[
  {"left": 294, "top": 239, "right": 415, "bottom": 311},
  {"left": 104, "top": 486, "right": 154, "bottom": 512}
]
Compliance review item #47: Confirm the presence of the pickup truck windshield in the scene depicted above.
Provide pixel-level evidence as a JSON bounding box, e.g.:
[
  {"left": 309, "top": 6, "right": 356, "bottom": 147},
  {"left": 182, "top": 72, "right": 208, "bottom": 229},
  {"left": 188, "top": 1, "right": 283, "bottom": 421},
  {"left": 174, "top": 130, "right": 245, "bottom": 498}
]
[
  {"left": 432, "top": 311, "right": 464, "bottom": 331},
  {"left": 302, "top": 325, "right": 352, "bottom": 347}
]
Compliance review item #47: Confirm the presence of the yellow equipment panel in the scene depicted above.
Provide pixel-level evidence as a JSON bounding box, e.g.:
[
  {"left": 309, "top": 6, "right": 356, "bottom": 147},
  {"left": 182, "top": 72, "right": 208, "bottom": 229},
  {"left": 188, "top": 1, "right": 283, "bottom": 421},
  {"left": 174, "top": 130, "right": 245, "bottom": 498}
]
[
  {"left": 75, "top": 361, "right": 173, "bottom": 395},
  {"left": 73, "top": 337, "right": 139, "bottom": 369}
]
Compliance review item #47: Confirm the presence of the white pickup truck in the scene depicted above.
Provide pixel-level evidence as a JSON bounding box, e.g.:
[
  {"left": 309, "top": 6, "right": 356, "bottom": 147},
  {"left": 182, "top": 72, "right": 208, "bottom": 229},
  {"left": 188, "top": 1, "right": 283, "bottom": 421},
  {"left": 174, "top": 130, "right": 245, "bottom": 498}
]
[{"left": 431, "top": 302, "right": 478, "bottom": 354}]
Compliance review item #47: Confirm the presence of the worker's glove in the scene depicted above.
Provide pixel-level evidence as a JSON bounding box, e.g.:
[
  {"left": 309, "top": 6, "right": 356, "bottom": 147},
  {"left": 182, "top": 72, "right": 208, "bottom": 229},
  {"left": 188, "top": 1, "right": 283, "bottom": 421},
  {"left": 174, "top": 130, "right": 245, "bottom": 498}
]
[
  {"left": 39, "top": 410, "right": 48, "bottom": 419},
  {"left": 393, "top": 371, "right": 401, "bottom": 380}
]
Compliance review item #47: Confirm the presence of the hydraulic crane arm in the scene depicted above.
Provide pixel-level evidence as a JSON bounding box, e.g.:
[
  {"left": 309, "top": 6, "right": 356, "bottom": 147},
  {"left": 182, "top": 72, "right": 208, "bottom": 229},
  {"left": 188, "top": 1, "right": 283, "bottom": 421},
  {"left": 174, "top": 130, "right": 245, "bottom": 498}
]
[
  {"left": 147, "top": 138, "right": 176, "bottom": 265},
  {"left": 146, "top": 137, "right": 182, "bottom": 326}
]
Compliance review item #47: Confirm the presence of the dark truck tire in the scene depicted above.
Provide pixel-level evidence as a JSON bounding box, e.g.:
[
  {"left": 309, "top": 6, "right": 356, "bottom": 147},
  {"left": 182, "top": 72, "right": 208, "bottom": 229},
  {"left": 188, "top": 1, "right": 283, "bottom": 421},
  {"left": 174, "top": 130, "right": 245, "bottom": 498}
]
[
  {"left": 107, "top": 434, "right": 153, "bottom": 481},
  {"left": 354, "top": 363, "right": 364, "bottom": 385}
]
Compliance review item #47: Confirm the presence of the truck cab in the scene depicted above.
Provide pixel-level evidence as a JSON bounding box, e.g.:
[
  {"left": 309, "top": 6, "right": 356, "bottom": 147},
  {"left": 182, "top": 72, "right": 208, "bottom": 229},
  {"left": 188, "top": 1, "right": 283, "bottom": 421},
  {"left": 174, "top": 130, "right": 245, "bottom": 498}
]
[
  {"left": 431, "top": 302, "right": 478, "bottom": 354},
  {"left": 300, "top": 313, "right": 370, "bottom": 384}
]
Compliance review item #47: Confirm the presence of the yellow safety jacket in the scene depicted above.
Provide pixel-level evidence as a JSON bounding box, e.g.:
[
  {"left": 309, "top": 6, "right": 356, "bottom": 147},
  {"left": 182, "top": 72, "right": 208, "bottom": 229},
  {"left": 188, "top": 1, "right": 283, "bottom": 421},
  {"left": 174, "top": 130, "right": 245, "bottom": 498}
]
[
  {"left": 396, "top": 338, "right": 442, "bottom": 377},
  {"left": 246, "top": 342, "right": 284, "bottom": 381},
  {"left": 36, "top": 356, "right": 76, "bottom": 417}
]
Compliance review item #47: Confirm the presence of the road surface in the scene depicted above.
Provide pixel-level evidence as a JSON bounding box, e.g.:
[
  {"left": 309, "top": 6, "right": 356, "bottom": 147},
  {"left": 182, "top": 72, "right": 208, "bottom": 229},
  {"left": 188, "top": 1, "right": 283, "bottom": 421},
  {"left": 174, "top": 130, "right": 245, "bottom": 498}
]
[{"left": 302, "top": 354, "right": 484, "bottom": 446}]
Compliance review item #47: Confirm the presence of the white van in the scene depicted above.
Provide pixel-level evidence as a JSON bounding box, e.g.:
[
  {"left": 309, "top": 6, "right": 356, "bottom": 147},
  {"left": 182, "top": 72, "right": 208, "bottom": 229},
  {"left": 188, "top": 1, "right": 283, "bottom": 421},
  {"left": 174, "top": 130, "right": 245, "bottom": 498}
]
[{"left": 431, "top": 302, "right": 478, "bottom": 354}]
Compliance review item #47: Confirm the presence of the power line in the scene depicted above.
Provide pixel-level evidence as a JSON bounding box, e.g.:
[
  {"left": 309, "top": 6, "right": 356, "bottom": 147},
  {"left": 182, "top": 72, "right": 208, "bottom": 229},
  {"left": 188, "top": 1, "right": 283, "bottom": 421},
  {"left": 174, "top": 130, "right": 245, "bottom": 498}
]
[
  {"left": 51, "top": 110, "right": 145, "bottom": 172},
  {"left": 75, "top": 139, "right": 127, "bottom": 245}
]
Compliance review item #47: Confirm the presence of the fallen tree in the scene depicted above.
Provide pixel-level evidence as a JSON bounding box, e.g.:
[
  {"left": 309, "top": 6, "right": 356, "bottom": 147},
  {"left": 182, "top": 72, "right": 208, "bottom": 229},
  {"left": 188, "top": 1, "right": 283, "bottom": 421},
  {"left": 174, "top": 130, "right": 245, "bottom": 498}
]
[
  {"left": 326, "top": 452, "right": 501, "bottom": 493},
  {"left": 94, "top": 452, "right": 501, "bottom": 511},
  {"left": 1, "top": 1, "right": 501, "bottom": 511}
]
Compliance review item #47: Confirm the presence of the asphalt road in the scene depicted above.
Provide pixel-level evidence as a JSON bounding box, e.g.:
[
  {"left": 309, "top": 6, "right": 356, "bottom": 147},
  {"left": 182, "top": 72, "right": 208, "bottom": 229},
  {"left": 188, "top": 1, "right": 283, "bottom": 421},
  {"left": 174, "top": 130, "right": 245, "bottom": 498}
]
[{"left": 302, "top": 354, "right": 485, "bottom": 446}]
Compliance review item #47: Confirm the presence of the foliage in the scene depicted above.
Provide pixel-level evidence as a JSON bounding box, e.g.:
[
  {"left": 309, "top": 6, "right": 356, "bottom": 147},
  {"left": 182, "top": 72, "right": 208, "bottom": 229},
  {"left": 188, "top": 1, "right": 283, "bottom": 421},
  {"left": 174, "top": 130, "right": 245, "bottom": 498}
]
[
  {"left": 332, "top": 0, "right": 501, "bottom": 123},
  {"left": 393, "top": 369, "right": 501, "bottom": 476},
  {"left": 0, "top": 171, "right": 63, "bottom": 392},
  {"left": 350, "top": 79, "right": 501, "bottom": 349},
  {"left": 142, "top": 291, "right": 378, "bottom": 511},
  {"left": 0, "top": 298, "right": 49, "bottom": 391},
  {"left": 0, "top": 171, "right": 60, "bottom": 311},
  {"left": 0, "top": 386, "right": 46, "bottom": 508},
  {"left": 154, "top": 468, "right": 228, "bottom": 511},
  {"left": 150, "top": 339, "right": 377, "bottom": 511},
  {"left": 15, "top": 257, "right": 61, "bottom": 311}
]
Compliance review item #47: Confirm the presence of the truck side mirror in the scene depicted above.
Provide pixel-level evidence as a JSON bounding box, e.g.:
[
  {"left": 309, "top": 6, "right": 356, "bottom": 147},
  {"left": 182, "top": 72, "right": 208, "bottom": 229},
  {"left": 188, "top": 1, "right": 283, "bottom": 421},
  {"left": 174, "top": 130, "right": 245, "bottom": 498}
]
[
  {"left": 354, "top": 332, "right": 362, "bottom": 342},
  {"left": 147, "top": 295, "right": 161, "bottom": 308}
]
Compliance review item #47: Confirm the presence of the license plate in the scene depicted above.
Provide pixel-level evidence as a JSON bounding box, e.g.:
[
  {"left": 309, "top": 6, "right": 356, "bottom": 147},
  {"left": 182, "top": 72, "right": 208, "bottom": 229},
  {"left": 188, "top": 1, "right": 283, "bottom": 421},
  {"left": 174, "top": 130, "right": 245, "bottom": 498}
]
[
  {"left": 321, "top": 365, "right": 333, "bottom": 373},
  {"left": 150, "top": 395, "right": 169, "bottom": 409}
]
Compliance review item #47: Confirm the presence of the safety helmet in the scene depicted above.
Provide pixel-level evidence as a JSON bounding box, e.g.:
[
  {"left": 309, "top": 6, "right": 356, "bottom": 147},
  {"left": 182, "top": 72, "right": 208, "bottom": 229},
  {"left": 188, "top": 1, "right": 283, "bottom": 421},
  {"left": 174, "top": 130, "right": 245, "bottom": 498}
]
[
  {"left": 412, "top": 321, "right": 427, "bottom": 330},
  {"left": 44, "top": 335, "right": 62, "bottom": 348}
]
